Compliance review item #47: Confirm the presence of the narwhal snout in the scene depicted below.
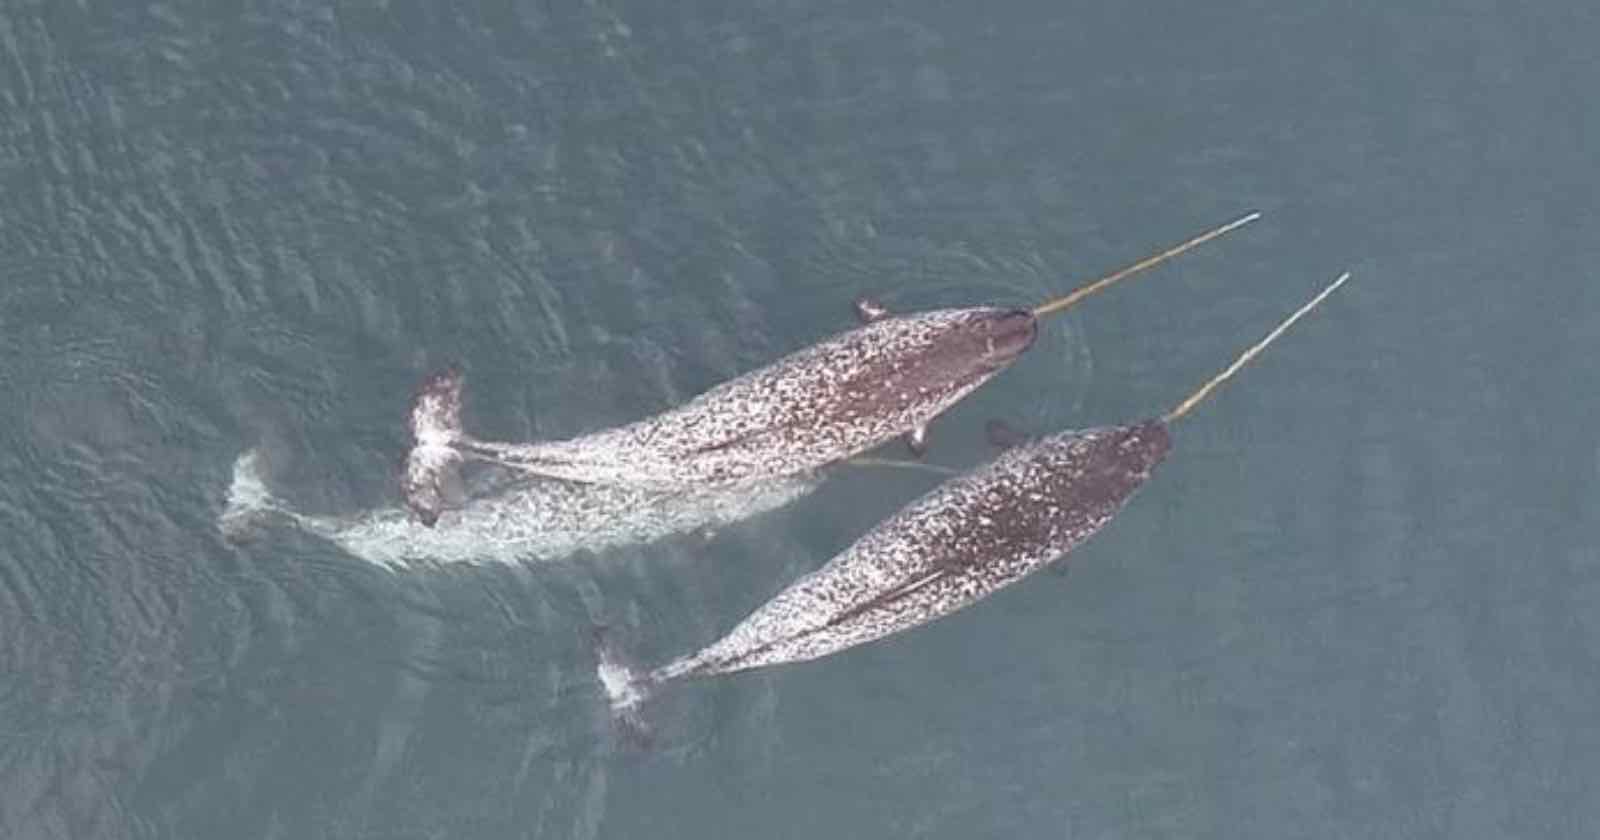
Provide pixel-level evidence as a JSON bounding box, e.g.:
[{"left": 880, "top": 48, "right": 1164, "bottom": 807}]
[
  {"left": 1118, "top": 419, "right": 1173, "bottom": 474},
  {"left": 985, "top": 309, "right": 1039, "bottom": 363}
]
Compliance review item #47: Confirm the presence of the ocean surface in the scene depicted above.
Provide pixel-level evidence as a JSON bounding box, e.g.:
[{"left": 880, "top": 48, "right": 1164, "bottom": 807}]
[{"left": 3, "top": 1, "right": 1598, "bottom": 838}]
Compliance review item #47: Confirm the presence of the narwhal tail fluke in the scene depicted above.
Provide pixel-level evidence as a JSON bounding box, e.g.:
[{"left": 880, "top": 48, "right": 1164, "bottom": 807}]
[
  {"left": 219, "top": 448, "right": 291, "bottom": 540},
  {"left": 593, "top": 627, "right": 661, "bottom": 745},
  {"left": 402, "top": 366, "right": 468, "bottom": 527}
]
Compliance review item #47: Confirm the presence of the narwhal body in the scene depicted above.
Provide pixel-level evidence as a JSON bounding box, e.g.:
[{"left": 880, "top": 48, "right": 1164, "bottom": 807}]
[
  {"left": 222, "top": 447, "right": 822, "bottom": 567},
  {"left": 400, "top": 309, "right": 1028, "bottom": 525},
  {"left": 603, "top": 421, "right": 1167, "bottom": 706},
  {"left": 443, "top": 306, "right": 1035, "bottom": 487},
  {"left": 404, "top": 214, "right": 1259, "bottom": 525},
  {"left": 599, "top": 271, "right": 1349, "bottom": 716}
]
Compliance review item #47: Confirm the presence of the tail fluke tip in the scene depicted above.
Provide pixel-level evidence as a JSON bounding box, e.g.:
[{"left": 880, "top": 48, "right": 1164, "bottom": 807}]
[
  {"left": 402, "top": 366, "right": 469, "bottom": 526},
  {"left": 595, "top": 627, "right": 649, "bottom": 714}
]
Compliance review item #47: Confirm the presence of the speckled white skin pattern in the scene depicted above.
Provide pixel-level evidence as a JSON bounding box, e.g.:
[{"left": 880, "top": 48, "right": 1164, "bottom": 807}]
[
  {"left": 638, "top": 420, "right": 1172, "bottom": 688},
  {"left": 446, "top": 307, "right": 1037, "bottom": 491},
  {"left": 224, "top": 449, "right": 820, "bottom": 567}
]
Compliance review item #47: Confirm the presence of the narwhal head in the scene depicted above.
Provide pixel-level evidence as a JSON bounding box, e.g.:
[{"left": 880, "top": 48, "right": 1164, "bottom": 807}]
[
  {"left": 1027, "top": 419, "right": 1172, "bottom": 521},
  {"left": 892, "top": 307, "right": 1039, "bottom": 395},
  {"left": 971, "top": 308, "right": 1039, "bottom": 370},
  {"left": 1111, "top": 419, "right": 1172, "bottom": 480}
]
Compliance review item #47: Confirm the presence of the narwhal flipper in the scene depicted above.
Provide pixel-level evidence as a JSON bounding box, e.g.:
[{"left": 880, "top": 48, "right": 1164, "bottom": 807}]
[
  {"left": 402, "top": 366, "right": 468, "bottom": 526},
  {"left": 904, "top": 424, "right": 929, "bottom": 458}
]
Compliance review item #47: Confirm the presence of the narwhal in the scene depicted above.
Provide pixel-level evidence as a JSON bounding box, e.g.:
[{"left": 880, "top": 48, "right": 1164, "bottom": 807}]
[
  {"left": 403, "top": 213, "right": 1261, "bottom": 525},
  {"left": 218, "top": 446, "right": 824, "bottom": 567},
  {"left": 597, "top": 270, "right": 1351, "bottom": 718},
  {"left": 219, "top": 428, "right": 956, "bottom": 567}
]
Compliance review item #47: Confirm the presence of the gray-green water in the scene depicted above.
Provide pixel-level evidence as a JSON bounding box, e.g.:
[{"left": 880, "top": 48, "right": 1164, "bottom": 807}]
[{"left": 3, "top": 2, "right": 1598, "bottom": 838}]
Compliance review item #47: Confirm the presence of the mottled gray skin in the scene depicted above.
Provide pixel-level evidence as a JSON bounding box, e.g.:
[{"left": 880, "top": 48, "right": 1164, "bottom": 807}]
[
  {"left": 441, "top": 307, "right": 1036, "bottom": 494},
  {"left": 640, "top": 420, "right": 1171, "bottom": 687}
]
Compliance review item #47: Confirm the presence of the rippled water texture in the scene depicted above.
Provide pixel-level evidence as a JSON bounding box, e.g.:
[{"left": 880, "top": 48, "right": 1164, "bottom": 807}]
[{"left": 3, "top": 2, "right": 1598, "bottom": 838}]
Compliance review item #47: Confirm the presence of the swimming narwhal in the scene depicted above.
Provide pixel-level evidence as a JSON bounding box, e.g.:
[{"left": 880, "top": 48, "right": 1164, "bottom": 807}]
[
  {"left": 219, "top": 445, "right": 826, "bottom": 567},
  {"left": 597, "top": 270, "right": 1350, "bottom": 718},
  {"left": 403, "top": 213, "right": 1260, "bottom": 525},
  {"left": 222, "top": 389, "right": 954, "bottom": 566}
]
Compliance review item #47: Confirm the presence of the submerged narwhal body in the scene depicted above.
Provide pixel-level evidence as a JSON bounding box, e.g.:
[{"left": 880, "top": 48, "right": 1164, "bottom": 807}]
[
  {"left": 222, "top": 447, "right": 822, "bottom": 567},
  {"left": 402, "top": 214, "right": 1260, "bottom": 525},
  {"left": 599, "top": 271, "right": 1350, "bottom": 716}
]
